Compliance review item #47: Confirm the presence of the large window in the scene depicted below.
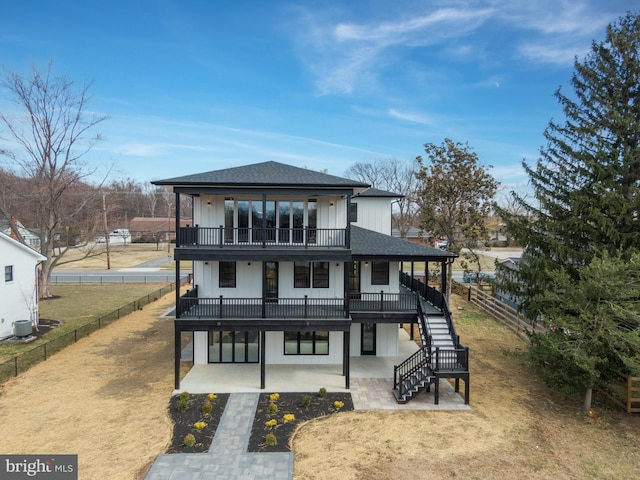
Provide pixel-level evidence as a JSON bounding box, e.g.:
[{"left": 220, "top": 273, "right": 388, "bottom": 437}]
[
  {"left": 371, "top": 262, "right": 389, "bottom": 285},
  {"left": 219, "top": 261, "right": 236, "bottom": 288},
  {"left": 4, "top": 265, "right": 13, "bottom": 282},
  {"left": 294, "top": 262, "right": 310, "bottom": 288},
  {"left": 312, "top": 262, "right": 329, "bottom": 288},
  {"left": 209, "top": 331, "right": 259, "bottom": 363},
  {"left": 284, "top": 331, "right": 329, "bottom": 355},
  {"left": 294, "top": 262, "right": 329, "bottom": 288}
]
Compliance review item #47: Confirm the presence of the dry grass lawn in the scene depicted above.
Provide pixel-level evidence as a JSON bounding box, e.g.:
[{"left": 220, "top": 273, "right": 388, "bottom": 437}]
[
  {"left": 292, "top": 295, "right": 640, "bottom": 480},
  {"left": 0, "top": 248, "right": 639, "bottom": 479},
  {"left": 0, "top": 292, "right": 177, "bottom": 480},
  {"left": 54, "top": 243, "right": 174, "bottom": 270}
]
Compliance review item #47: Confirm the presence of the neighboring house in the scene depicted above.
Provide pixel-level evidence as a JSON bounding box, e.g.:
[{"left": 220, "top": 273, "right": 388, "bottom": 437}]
[
  {"left": 0, "top": 208, "right": 41, "bottom": 251},
  {"left": 392, "top": 226, "right": 430, "bottom": 244},
  {"left": 495, "top": 257, "right": 522, "bottom": 309},
  {"left": 0, "top": 231, "right": 47, "bottom": 339},
  {"left": 128, "top": 217, "right": 193, "bottom": 241},
  {"left": 153, "top": 161, "right": 469, "bottom": 403}
]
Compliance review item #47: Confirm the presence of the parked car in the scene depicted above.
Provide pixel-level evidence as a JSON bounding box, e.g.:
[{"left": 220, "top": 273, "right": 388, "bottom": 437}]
[{"left": 435, "top": 239, "right": 448, "bottom": 249}]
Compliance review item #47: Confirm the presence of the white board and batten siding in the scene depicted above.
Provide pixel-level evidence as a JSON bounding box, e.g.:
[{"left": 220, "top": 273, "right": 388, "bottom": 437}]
[
  {"left": 351, "top": 197, "right": 392, "bottom": 235},
  {"left": 0, "top": 232, "right": 46, "bottom": 339}
]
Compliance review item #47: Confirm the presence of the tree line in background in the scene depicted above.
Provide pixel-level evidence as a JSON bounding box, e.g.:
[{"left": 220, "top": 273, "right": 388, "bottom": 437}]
[{"left": 2, "top": 12, "right": 640, "bottom": 415}]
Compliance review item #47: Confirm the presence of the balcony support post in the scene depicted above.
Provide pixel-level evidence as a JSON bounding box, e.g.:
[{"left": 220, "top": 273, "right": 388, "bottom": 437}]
[
  {"left": 343, "top": 330, "right": 350, "bottom": 388},
  {"left": 174, "top": 326, "right": 181, "bottom": 390},
  {"left": 260, "top": 330, "right": 266, "bottom": 389}
]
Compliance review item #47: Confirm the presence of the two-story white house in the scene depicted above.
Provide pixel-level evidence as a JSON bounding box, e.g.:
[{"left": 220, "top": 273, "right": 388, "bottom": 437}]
[
  {"left": 154, "top": 161, "right": 469, "bottom": 403},
  {"left": 0, "top": 231, "right": 47, "bottom": 339}
]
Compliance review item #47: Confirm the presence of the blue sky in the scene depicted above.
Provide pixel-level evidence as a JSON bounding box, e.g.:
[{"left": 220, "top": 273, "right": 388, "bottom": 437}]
[{"left": 0, "top": 0, "right": 637, "bottom": 200}]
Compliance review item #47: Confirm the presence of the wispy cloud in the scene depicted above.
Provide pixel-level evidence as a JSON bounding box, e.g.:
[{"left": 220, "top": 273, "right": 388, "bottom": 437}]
[
  {"left": 287, "top": 1, "right": 620, "bottom": 95},
  {"left": 387, "top": 108, "right": 435, "bottom": 126}
]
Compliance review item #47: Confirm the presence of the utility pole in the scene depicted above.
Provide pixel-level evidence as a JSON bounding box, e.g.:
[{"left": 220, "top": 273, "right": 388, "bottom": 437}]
[{"left": 102, "top": 192, "right": 111, "bottom": 270}]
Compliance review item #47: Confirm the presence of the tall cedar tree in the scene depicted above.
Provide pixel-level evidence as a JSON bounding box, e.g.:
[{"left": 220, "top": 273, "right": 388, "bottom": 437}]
[
  {"left": 415, "top": 139, "right": 498, "bottom": 296},
  {"left": 496, "top": 13, "right": 640, "bottom": 411}
]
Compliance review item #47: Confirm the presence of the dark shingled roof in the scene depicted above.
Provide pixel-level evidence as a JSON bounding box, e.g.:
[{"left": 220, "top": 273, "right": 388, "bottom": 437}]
[
  {"left": 354, "top": 187, "right": 403, "bottom": 198},
  {"left": 351, "top": 226, "right": 456, "bottom": 260},
  {"left": 153, "top": 161, "right": 369, "bottom": 188}
]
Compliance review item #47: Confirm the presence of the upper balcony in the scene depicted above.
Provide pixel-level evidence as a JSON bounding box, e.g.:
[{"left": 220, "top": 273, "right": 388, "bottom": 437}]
[{"left": 176, "top": 226, "right": 349, "bottom": 261}]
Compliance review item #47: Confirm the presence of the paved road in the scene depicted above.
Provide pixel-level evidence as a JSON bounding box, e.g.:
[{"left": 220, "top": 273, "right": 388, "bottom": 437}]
[{"left": 51, "top": 256, "right": 191, "bottom": 284}]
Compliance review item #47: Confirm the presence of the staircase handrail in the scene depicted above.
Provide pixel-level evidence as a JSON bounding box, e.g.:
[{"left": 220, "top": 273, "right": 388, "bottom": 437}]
[
  {"left": 393, "top": 348, "right": 429, "bottom": 398},
  {"left": 440, "top": 295, "right": 461, "bottom": 347}
]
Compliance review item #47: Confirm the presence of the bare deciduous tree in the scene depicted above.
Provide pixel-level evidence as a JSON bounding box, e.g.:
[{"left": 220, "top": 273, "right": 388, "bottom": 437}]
[
  {"left": 0, "top": 61, "right": 109, "bottom": 297},
  {"left": 346, "top": 158, "right": 417, "bottom": 237}
]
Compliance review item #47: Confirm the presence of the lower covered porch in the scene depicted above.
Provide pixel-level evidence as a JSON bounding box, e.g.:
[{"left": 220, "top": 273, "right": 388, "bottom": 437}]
[{"left": 177, "top": 327, "right": 470, "bottom": 410}]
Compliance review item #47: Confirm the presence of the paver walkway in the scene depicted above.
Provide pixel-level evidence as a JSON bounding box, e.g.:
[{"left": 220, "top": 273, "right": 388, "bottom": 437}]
[{"left": 145, "top": 392, "right": 293, "bottom": 480}]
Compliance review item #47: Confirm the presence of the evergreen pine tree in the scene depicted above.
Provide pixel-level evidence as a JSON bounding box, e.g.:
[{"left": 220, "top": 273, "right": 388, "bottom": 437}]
[{"left": 497, "top": 13, "right": 640, "bottom": 411}]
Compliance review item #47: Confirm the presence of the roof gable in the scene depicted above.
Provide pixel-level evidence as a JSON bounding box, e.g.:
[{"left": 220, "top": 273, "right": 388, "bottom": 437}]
[
  {"left": 0, "top": 232, "right": 46, "bottom": 261},
  {"left": 152, "top": 161, "right": 369, "bottom": 188},
  {"left": 354, "top": 187, "right": 403, "bottom": 198}
]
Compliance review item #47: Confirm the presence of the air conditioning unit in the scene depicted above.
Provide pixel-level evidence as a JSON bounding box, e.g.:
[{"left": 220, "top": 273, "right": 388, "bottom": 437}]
[{"left": 13, "top": 320, "right": 32, "bottom": 338}]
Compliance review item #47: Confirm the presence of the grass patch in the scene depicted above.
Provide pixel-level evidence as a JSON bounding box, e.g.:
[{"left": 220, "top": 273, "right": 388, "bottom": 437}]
[
  {"left": 0, "top": 284, "right": 167, "bottom": 361},
  {"left": 53, "top": 243, "right": 174, "bottom": 270}
]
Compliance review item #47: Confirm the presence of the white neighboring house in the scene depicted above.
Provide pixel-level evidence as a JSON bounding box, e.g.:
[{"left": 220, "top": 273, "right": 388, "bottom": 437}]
[{"left": 0, "top": 231, "right": 47, "bottom": 339}]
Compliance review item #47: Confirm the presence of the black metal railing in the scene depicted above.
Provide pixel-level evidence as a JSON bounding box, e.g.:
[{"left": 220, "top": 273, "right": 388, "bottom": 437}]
[
  {"left": 399, "top": 271, "right": 444, "bottom": 310},
  {"left": 393, "top": 348, "right": 430, "bottom": 399},
  {"left": 433, "top": 345, "right": 469, "bottom": 372},
  {"left": 178, "top": 295, "right": 347, "bottom": 319},
  {"left": 349, "top": 292, "right": 418, "bottom": 312},
  {"left": 178, "top": 226, "right": 347, "bottom": 248},
  {"left": 178, "top": 290, "right": 420, "bottom": 319}
]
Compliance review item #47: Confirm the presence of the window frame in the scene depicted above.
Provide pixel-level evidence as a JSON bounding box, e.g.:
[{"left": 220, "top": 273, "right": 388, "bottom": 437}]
[
  {"left": 294, "top": 261, "right": 311, "bottom": 288},
  {"left": 371, "top": 261, "right": 389, "bottom": 285},
  {"left": 284, "top": 331, "right": 329, "bottom": 355},
  {"left": 219, "top": 261, "right": 237, "bottom": 288},
  {"left": 350, "top": 203, "right": 358, "bottom": 223},
  {"left": 4, "top": 265, "right": 13, "bottom": 283},
  {"left": 312, "top": 261, "right": 329, "bottom": 288}
]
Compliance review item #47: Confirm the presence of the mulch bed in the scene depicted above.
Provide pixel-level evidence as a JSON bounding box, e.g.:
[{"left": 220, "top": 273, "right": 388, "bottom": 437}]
[
  {"left": 247, "top": 391, "right": 354, "bottom": 452},
  {"left": 166, "top": 391, "right": 353, "bottom": 454},
  {"left": 166, "top": 393, "right": 230, "bottom": 453}
]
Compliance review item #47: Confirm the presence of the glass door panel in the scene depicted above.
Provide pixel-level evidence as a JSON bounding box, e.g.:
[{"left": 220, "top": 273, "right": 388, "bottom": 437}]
[
  {"left": 292, "top": 201, "right": 304, "bottom": 243},
  {"left": 237, "top": 201, "right": 249, "bottom": 243},
  {"left": 361, "top": 323, "right": 376, "bottom": 355},
  {"left": 278, "top": 202, "right": 290, "bottom": 243}
]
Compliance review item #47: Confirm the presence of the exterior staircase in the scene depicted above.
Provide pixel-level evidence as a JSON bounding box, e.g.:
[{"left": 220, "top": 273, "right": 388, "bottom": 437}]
[{"left": 392, "top": 292, "right": 470, "bottom": 405}]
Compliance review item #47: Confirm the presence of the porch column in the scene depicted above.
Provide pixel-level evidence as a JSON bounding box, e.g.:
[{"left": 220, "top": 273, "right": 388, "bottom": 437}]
[
  {"left": 260, "top": 330, "right": 266, "bottom": 389},
  {"left": 174, "top": 326, "right": 181, "bottom": 390},
  {"left": 441, "top": 260, "right": 448, "bottom": 307},
  {"left": 424, "top": 260, "right": 429, "bottom": 298},
  {"left": 343, "top": 330, "right": 350, "bottom": 388},
  {"left": 175, "top": 260, "right": 181, "bottom": 317},
  {"left": 344, "top": 261, "right": 350, "bottom": 317},
  {"left": 261, "top": 261, "right": 266, "bottom": 318}
]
